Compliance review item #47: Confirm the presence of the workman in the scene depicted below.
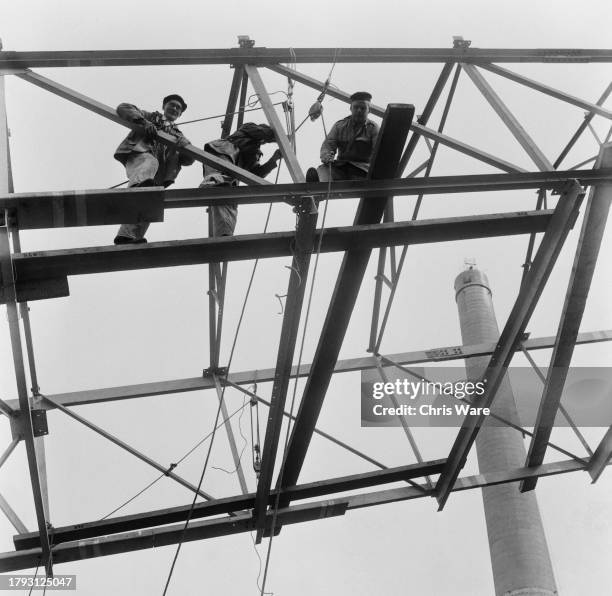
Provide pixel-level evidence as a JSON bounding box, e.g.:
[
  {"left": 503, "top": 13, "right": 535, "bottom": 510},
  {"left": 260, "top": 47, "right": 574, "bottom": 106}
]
[
  {"left": 306, "top": 91, "right": 379, "bottom": 182},
  {"left": 113, "top": 94, "right": 195, "bottom": 244},
  {"left": 200, "top": 122, "right": 281, "bottom": 236}
]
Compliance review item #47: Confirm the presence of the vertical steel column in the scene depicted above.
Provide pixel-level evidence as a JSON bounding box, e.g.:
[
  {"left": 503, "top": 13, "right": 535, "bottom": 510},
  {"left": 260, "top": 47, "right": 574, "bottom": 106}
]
[
  {"left": 9, "top": 227, "right": 50, "bottom": 521},
  {"left": 454, "top": 267, "right": 557, "bottom": 596},
  {"left": 0, "top": 226, "right": 52, "bottom": 574},
  {"left": 0, "top": 73, "right": 52, "bottom": 574},
  {"left": 253, "top": 196, "right": 318, "bottom": 541}
]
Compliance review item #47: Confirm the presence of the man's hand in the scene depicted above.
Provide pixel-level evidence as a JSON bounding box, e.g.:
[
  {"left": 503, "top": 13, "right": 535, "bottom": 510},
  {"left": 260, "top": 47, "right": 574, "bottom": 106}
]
[
  {"left": 271, "top": 148, "right": 282, "bottom": 162},
  {"left": 176, "top": 136, "right": 191, "bottom": 148},
  {"left": 321, "top": 152, "right": 334, "bottom": 164},
  {"left": 142, "top": 120, "right": 157, "bottom": 140}
]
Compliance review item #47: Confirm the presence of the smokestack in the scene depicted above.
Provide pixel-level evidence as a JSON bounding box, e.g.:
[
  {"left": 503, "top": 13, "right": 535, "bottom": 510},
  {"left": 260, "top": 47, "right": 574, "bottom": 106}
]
[{"left": 454, "top": 265, "right": 557, "bottom": 596}]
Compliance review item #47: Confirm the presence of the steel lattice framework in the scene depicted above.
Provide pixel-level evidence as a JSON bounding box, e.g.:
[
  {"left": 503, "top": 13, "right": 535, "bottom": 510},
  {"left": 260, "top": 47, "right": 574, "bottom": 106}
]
[{"left": 0, "top": 36, "right": 611, "bottom": 576}]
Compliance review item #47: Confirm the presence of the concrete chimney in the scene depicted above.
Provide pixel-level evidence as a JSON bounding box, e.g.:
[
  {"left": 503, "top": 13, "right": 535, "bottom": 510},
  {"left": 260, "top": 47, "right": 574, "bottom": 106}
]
[{"left": 454, "top": 266, "right": 557, "bottom": 596}]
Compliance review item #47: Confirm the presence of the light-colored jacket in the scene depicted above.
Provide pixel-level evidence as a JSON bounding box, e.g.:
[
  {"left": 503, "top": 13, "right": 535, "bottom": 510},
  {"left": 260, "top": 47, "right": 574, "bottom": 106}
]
[{"left": 320, "top": 116, "right": 379, "bottom": 172}]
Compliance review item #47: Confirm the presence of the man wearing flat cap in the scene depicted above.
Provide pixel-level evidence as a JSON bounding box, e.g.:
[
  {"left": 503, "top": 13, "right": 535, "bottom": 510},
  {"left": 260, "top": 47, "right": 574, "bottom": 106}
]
[
  {"left": 113, "top": 94, "right": 195, "bottom": 244},
  {"left": 200, "top": 122, "right": 281, "bottom": 237},
  {"left": 307, "top": 91, "right": 379, "bottom": 182}
]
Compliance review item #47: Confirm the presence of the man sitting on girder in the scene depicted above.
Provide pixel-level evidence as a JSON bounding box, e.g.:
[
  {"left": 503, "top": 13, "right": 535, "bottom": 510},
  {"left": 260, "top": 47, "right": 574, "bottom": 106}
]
[
  {"left": 306, "top": 91, "right": 379, "bottom": 183},
  {"left": 113, "top": 94, "right": 195, "bottom": 244},
  {"left": 200, "top": 122, "right": 282, "bottom": 237}
]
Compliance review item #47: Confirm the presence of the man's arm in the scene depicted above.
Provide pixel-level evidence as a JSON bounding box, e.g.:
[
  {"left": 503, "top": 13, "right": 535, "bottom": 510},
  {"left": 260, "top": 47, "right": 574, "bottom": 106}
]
[
  {"left": 116, "top": 103, "right": 157, "bottom": 139},
  {"left": 320, "top": 121, "right": 340, "bottom": 164},
  {"left": 251, "top": 149, "right": 281, "bottom": 178}
]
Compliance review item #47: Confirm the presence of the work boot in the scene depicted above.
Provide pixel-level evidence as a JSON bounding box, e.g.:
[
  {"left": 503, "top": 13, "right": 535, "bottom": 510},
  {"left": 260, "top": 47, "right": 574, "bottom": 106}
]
[
  {"left": 306, "top": 167, "right": 319, "bottom": 183},
  {"left": 114, "top": 236, "right": 147, "bottom": 245},
  {"left": 134, "top": 179, "right": 156, "bottom": 188}
]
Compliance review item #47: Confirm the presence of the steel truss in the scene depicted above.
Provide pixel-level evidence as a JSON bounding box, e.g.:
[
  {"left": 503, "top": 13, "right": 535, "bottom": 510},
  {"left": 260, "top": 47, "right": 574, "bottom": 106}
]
[{"left": 0, "top": 36, "right": 611, "bottom": 575}]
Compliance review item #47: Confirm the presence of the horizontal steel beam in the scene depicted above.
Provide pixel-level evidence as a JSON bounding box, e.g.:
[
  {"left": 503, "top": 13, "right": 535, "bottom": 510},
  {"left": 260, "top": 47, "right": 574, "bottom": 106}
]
[
  {"left": 349, "top": 459, "right": 590, "bottom": 511},
  {"left": 1, "top": 500, "right": 349, "bottom": 572},
  {"left": 6, "top": 210, "right": 554, "bottom": 303},
  {"left": 2, "top": 48, "right": 612, "bottom": 69},
  {"left": 0, "top": 458, "right": 590, "bottom": 572},
  {"left": 2, "top": 169, "right": 611, "bottom": 227},
  {"left": 14, "top": 459, "right": 445, "bottom": 550},
  {"left": 6, "top": 329, "right": 610, "bottom": 412},
  {"left": 1, "top": 187, "right": 165, "bottom": 230}
]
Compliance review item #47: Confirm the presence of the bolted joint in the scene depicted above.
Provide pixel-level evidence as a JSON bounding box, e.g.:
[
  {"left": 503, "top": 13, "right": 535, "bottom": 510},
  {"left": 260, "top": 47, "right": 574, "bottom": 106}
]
[
  {"left": 237, "top": 35, "right": 255, "bottom": 49},
  {"left": 10, "top": 409, "right": 49, "bottom": 440},
  {"left": 293, "top": 195, "right": 318, "bottom": 216},
  {"left": 452, "top": 36, "right": 472, "bottom": 49},
  {"left": 202, "top": 366, "right": 228, "bottom": 378}
]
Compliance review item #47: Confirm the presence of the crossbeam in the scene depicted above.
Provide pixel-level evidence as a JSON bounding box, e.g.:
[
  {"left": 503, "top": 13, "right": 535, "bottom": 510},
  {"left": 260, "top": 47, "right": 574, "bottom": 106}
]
[
  {"left": 1, "top": 458, "right": 592, "bottom": 572},
  {"left": 2, "top": 169, "right": 610, "bottom": 227},
  {"left": 2, "top": 48, "right": 612, "bottom": 69},
  {"left": 4, "top": 209, "right": 554, "bottom": 303},
  {"left": 6, "top": 329, "right": 609, "bottom": 413},
  {"left": 14, "top": 459, "right": 445, "bottom": 550}
]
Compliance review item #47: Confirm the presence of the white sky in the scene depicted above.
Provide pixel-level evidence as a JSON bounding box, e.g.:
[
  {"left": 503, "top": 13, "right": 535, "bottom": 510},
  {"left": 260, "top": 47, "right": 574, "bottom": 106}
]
[{"left": 0, "top": 0, "right": 611, "bottom": 594}]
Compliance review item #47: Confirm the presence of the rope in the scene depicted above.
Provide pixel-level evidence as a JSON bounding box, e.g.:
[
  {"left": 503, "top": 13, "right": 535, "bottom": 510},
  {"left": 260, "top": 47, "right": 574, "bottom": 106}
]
[
  {"left": 97, "top": 398, "right": 252, "bottom": 520},
  {"left": 28, "top": 562, "right": 40, "bottom": 596},
  {"left": 176, "top": 100, "right": 285, "bottom": 126},
  {"left": 258, "top": 152, "right": 333, "bottom": 596},
  {"left": 211, "top": 392, "right": 249, "bottom": 475},
  {"left": 161, "top": 376, "right": 227, "bottom": 595},
  {"left": 162, "top": 163, "right": 281, "bottom": 594}
]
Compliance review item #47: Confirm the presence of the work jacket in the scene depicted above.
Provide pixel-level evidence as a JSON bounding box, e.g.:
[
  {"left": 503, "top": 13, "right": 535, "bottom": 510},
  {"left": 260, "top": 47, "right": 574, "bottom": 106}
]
[
  {"left": 204, "top": 123, "right": 277, "bottom": 179},
  {"left": 320, "top": 116, "right": 379, "bottom": 172},
  {"left": 114, "top": 103, "right": 195, "bottom": 185}
]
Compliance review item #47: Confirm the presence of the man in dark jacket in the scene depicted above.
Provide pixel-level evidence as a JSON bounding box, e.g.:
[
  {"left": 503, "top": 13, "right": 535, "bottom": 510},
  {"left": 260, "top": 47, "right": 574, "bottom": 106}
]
[
  {"left": 306, "top": 91, "right": 379, "bottom": 183},
  {"left": 113, "top": 94, "right": 195, "bottom": 244},
  {"left": 201, "top": 122, "right": 281, "bottom": 236}
]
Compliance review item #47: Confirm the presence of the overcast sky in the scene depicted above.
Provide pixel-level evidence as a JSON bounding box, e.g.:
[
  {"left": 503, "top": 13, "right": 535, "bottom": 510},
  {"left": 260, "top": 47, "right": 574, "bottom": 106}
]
[{"left": 0, "top": 1, "right": 611, "bottom": 594}]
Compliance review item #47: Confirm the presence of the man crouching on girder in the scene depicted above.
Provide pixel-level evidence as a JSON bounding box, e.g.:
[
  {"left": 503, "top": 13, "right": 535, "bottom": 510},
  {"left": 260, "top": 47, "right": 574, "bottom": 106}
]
[
  {"left": 306, "top": 91, "right": 379, "bottom": 183},
  {"left": 113, "top": 94, "right": 195, "bottom": 244},
  {"left": 200, "top": 122, "right": 282, "bottom": 237}
]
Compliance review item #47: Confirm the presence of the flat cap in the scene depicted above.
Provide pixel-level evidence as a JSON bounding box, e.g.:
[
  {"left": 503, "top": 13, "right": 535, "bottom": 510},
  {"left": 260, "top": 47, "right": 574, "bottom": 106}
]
[
  {"left": 162, "top": 94, "right": 187, "bottom": 112},
  {"left": 350, "top": 91, "right": 372, "bottom": 102}
]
